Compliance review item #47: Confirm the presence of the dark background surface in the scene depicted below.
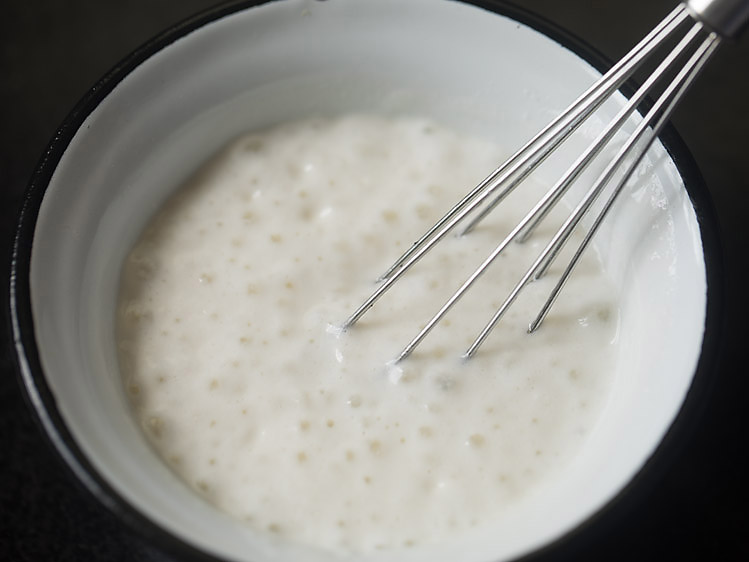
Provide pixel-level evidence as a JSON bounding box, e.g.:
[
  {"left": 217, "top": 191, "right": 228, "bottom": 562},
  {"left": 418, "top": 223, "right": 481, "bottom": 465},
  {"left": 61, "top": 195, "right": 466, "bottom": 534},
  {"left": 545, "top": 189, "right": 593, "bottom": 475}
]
[{"left": 1, "top": 1, "right": 747, "bottom": 560}]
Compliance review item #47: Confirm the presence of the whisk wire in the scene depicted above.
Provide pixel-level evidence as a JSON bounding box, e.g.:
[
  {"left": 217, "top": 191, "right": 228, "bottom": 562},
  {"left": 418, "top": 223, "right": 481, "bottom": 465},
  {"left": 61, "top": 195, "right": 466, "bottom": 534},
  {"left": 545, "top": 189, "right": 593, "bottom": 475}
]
[
  {"left": 395, "top": 21, "right": 712, "bottom": 363},
  {"left": 341, "top": 5, "right": 691, "bottom": 333},
  {"left": 528, "top": 29, "right": 721, "bottom": 335},
  {"left": 343, "top": 1, "right": 739, "bottom": 361}
]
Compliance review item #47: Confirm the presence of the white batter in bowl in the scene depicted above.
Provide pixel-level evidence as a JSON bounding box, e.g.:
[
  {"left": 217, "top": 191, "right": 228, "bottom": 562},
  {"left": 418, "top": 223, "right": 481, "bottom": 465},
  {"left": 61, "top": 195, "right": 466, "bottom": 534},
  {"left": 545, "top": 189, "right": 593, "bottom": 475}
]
[{"left": 116, "top": 114, "right": 621, "bottom": 555}]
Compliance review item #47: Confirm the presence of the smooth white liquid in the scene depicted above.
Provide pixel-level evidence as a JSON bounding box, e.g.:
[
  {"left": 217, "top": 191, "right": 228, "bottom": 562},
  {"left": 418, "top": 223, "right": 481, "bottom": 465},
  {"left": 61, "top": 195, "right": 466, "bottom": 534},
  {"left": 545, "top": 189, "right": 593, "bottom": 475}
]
[{"left": 117, "top": 115, "right": 619, "bottom": 554}]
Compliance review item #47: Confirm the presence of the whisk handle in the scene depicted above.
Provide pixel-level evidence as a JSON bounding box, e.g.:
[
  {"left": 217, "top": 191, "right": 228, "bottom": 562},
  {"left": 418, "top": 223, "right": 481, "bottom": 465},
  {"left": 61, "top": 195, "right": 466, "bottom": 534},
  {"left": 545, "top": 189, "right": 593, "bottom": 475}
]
[{"left": 686, "top": 0, "right": 749, "bottom": 38}]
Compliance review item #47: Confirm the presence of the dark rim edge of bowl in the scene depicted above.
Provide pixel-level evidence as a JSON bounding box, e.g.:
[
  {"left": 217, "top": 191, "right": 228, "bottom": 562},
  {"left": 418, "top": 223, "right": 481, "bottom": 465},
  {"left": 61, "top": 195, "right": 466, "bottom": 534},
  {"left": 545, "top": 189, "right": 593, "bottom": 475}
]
[{"left": 8, "top": 1, "right": 725, "bottom": 561}]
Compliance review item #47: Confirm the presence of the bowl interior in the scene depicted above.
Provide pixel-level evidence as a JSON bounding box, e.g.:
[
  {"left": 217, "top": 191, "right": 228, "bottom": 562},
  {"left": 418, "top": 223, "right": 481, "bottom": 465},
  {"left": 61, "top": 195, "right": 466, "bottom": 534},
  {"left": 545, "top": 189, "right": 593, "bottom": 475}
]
[{"left": 24, "top": 0, "right": 706, "bottom": 561}]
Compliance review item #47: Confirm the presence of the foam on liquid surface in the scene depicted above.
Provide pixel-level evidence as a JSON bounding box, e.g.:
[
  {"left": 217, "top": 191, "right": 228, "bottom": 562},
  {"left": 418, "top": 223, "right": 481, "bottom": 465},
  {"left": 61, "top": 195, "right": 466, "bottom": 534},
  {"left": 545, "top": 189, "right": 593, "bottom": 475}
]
[{"left": 117, "top": 115, "right": 619, "bottom": 554}]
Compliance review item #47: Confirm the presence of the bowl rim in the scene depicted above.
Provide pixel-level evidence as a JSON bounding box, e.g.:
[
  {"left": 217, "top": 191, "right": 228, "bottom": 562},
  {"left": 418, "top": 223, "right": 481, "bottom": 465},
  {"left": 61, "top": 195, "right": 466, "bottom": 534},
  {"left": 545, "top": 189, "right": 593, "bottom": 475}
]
[{"left": 8, "top": 0, "right": 725, "bottom": 560}]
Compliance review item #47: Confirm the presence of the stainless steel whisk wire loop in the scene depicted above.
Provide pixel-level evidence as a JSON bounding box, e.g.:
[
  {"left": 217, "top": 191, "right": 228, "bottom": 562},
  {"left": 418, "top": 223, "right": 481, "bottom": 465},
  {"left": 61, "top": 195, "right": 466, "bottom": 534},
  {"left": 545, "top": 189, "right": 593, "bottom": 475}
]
[{"left": 342, "top": 0, "right": 748, "bottom": 362}]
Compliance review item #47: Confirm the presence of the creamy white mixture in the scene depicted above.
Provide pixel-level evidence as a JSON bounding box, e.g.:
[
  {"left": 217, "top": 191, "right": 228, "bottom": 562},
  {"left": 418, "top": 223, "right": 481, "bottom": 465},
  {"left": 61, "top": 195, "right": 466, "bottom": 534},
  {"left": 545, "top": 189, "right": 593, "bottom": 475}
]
[{"left": 117, "top": 115, "right": 619, "bottom": 554}]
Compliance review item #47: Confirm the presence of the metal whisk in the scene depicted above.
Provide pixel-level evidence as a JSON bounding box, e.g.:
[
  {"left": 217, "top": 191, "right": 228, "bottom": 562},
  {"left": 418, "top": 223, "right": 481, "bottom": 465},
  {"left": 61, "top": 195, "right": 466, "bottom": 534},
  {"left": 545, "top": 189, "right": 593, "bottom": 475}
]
[{"left": 342, "top": 0, "right": 748, "bottom": 362}]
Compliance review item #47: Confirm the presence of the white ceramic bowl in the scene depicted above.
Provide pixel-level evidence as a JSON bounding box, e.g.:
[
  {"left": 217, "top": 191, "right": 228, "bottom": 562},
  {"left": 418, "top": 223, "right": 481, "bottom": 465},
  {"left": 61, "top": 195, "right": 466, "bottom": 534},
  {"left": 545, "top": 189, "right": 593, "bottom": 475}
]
[{"left": 11, "top": 1, "right": 721, "bottom": 561}]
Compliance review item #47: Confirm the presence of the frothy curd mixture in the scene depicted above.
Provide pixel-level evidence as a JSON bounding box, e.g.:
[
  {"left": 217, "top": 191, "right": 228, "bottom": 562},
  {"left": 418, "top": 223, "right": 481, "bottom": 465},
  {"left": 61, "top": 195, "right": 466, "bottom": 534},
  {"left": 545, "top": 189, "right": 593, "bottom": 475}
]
[{"left": 117, "top": 115, "right": 619, "bottom": 554}]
